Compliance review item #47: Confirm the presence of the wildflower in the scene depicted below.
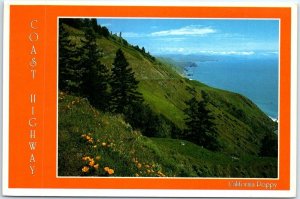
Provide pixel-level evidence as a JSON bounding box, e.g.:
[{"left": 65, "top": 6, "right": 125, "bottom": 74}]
[
  {"left": 86, "top": 136, "right": 91, "bottom": 140},
  {"left": 93, "top": 145, "right": 97, "bottom": 148},
  {"left": 95, "top": 156, "right": 101, "bottom": 160},
  {"left": 104, "top": 167, "right": 110, "bottom": 172},
  {"left": 108, "top": 169, "right": 114, "bottom": 175},
  {"left": 81, "top": 134, "right": 86, "bottom": 138},
  {"left": 94, "top": 164, "right": 99, "bottom": 170},
  {"left": 89, "top": 159, "right": 95, "bottom": 167},
  {"left": 137, "top": 163, "right": 142, "bottom": 169},
  {"left": 101, "top": 142, "right": 107, "bottom": 147},
  {"left": 82, "top": 166, "right": 89, "bottom": 173},
  {"left": 82, "top": 156, "right": 89, "bottom": 161},
  {"left": 145, "top": 164, "right": 150, "bottom": 168},
  {"left": 88, "top": 138, "right": 94, "bottom": 143},
  {"left": 157, "top": 171, "right": 165, "bottom": 177},
  {"left": 147, "top": 169, "right": 151, "bottom": 173},
  {"left": 103, "top": 167, "right": 114, "bottom": 175},
  {"left": 135, "top": 173, "right": 139, "bottom": 177}
]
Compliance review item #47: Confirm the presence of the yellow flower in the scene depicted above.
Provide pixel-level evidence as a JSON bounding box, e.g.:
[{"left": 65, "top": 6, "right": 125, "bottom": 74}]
[
  {"left": 108, "top": 169, "right": 114, "bottom": 175},
  {"left": 101, "top": 142, "right": 107, "bottom": 147},
  {"left": 82, "top": 166, "right": 89, "bottom": 173},
  {"left": 103, "top": 167, "right": 114, "bottom": 175},
  {"left": 135, "top": 173, "right": 139, "bottom": 177},
  {"left": 81, "top": 134, "right": 86, "bottom": 138},
  {"left": 94, "top": 164, "right": 99, "bottom": 170},
  {"left": 137, "top": 163, "right": 142, "bottom": 169},
  {"left": 157, "top": 171, "right": 165, "bottom": 177},
  {"left": 93, "top": 145, "right": 97, "bottom": 148},
  {"left": 89, "top": 159, "right": 95, "bottom": 167},
  {"left": 95, "top": 156, "right": 101, "bottom": 160},
  {"left": 147, "top": 169, "right": 151, "bottom": 173},
  {"left": 86, "top": 136, "right": 91, "bottom": 140},
  {"left": 104, "top": 167, "right": 110, "bottom": 172},
  {"left": 88, "top": 139, "right": 94, "bottom": 143},
  {"left": 82, "top": 156, "right": 89, "bottom": 161}
]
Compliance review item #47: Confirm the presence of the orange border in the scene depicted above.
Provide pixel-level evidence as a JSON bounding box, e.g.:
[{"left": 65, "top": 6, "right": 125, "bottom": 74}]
[{"left": 9, "top": 5, "right": 291, "bottom": 190}]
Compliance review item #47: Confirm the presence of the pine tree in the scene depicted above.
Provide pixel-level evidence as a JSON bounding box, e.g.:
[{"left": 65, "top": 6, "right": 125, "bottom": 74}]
[
  {"left": 259, "top": 133, "right": 278, "bottom": 157},
  {"left": 82, "top": 27, "right": 109, "bottom": 110},
  {"left": 184, "top": 90, "right": 220, "bottom": 151},
  {"left": 59, "top": 23, "right": 87, "bottom": 94},
  {"left": 110, "top": 49, "right": 143, "bottom": 113}
]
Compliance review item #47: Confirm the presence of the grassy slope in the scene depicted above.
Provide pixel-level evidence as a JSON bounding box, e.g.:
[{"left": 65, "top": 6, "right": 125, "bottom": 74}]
[
  {"left": 64, "top": 24, "right": 276, "bottom": 156},
  {"left": 58, "top": 93, "right": 277, "bottom": 177},
  {"left": 97, "top": 37, "right": 275, "bottom": 156}
]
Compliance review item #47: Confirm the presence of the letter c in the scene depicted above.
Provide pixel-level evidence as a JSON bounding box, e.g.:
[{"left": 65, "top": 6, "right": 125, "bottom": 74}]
[{"left": 30, "top": 19, "right": 38, "bottom": 29}]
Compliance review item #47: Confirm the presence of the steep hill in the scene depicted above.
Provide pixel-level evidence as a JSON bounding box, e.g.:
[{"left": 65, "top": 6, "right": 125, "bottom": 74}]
[
  {"left": 61, "top": 22, "right": 276, "bottom": 156},
  {"left": 58, "top": 93, "right": 277, "bottom": 177}
]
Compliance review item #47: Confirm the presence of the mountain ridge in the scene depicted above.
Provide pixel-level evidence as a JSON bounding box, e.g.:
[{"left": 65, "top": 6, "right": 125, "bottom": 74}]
[{"left": 58, "top": 20, "right": 277, "bottom": 177}]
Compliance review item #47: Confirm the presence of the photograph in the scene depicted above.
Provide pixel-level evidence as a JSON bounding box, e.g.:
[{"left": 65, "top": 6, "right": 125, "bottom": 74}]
[
  {"left": 58, "top": 18, "right": 279, "bottom": 178},
  {"left": 3, "top": 2, "right": 297, "bottom": 197}
]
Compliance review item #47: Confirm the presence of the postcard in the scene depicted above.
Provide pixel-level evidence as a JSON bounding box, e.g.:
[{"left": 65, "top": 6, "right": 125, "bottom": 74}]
[{"left": 2, "top": 0, "right": 297, "bottom": 197}]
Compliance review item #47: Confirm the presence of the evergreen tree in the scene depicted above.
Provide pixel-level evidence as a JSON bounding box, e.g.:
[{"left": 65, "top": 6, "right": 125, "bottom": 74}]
[
  {"left": 100, "top": 26, "right": 110, "bottom": 38},
  {"left": 90, "top": 18, "right": 99, "bottom": 32},
  {"left": 184, "top": 90, "right": 220, "bottom": 151},
  {"left": 60, "top": 18, "right": 84, "bottom": 29},
  {"left": 59, "top": 23, "right": 87, "bottom": 94},
  {"left": 82, "top": 27, "right": 109, "bottom": 110},
  {"left": 110, "top": 49, "right": 143, "bottom": 113},
  {"left": 259, "top": 133, "right": 278, "bottom": 157}
]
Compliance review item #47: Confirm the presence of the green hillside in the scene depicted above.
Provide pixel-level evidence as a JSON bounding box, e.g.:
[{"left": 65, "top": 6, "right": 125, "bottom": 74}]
[
  {"left": 58, "top": 19, "right": 278, "bottom": 177},
  {"left": 92, "top": 30, "right": 276, "bottom": 156},
  {"left": 58, "top": 93, "right": 277, "bottom": 177}
]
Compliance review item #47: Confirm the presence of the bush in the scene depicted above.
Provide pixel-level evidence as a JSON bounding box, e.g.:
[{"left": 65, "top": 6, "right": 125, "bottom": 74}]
[{"left": 124, "top": 102, "right": 180, "bottom": 138}]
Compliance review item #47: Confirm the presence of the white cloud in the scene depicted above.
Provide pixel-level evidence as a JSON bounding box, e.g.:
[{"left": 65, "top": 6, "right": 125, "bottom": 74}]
[
  {"left": 122, "top": 32, "right": 144, "bottom": 38},
  {"left": 154, "top": 37, "right": 186, "bottom": 42},
  {"left": 152, "top": 47, "right": 188, "bottom": 54},
  {"left": 154, "top": 47, "right": 256, "bottom": 56},
  {"left": 122, "top": 25, "right": 216, "bottom": 39},
  {"left": 151, "top": 25, "right": 216, "bottom": 36},
  {"left": 199, "top": 50, "right": 255, "bottom": 56}
]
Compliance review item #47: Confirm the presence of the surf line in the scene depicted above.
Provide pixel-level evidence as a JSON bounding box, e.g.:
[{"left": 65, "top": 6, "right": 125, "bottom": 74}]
[{"left": 28, "top": 19, "right": 39, "bottom": 175}]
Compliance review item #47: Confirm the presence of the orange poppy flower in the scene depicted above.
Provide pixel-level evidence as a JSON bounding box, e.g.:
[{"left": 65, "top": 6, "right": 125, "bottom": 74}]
[{"left": 82, "top": 166, "right": 89, "bottom": 173}]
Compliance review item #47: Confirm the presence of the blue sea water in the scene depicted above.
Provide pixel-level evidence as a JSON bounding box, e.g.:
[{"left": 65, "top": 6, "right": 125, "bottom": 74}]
[{"left": 186, "top": 56, "right": 278, "bottom": 119}]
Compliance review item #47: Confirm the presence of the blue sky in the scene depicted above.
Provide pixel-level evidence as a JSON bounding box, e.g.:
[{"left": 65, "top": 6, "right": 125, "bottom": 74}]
[{"left": 97, "top": 19, "right": 279, "bottom": 56}]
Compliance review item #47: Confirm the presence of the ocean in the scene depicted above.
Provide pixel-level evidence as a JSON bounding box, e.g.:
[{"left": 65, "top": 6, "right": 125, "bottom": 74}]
[{"left": 186, "top": 56, "right": 279, "bottom": 119}]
